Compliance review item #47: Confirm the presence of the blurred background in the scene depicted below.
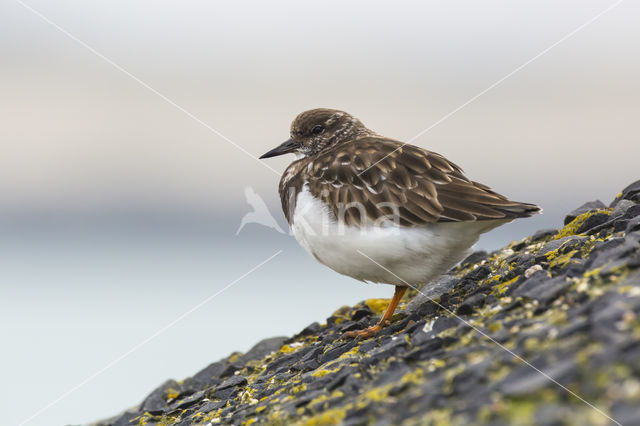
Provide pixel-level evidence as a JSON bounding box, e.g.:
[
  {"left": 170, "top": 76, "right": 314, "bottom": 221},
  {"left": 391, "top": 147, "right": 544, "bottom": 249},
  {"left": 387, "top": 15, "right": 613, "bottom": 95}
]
[{"left": 1, "top": 1, "right": 639, "bottom": 424}]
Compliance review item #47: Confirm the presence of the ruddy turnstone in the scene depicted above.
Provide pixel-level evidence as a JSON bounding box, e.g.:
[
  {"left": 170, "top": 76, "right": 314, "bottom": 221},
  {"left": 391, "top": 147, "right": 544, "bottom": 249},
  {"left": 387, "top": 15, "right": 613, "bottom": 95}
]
[{"left": 260, "top": 108, "right": 540, "bottom": 338}]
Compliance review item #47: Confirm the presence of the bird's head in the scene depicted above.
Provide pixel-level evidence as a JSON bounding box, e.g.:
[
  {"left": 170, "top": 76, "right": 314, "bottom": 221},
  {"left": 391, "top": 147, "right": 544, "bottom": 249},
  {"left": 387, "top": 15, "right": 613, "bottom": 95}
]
[{"left": 260, "top": 108, "right": 371, "bottom": 159}]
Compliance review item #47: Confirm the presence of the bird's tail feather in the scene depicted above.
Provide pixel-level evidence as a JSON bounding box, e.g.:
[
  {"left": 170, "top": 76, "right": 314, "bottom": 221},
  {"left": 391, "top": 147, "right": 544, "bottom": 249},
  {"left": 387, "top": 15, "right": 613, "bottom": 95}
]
[{"left": 498, "top": 202, "right": 542, "bottom": 218}]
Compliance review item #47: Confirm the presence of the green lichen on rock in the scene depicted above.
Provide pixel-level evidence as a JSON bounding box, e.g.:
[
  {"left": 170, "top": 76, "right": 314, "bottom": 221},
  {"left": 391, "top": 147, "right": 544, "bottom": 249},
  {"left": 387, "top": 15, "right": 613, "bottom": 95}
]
[{"left": 94, "top": 183, "right": 640, "bottom": 426}]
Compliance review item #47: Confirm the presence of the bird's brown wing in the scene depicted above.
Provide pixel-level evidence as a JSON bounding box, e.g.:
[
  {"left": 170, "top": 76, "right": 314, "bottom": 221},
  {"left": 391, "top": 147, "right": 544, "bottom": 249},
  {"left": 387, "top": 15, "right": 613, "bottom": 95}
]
[{"left": 292, "top": 137, "right": 539, "bottom": 227}]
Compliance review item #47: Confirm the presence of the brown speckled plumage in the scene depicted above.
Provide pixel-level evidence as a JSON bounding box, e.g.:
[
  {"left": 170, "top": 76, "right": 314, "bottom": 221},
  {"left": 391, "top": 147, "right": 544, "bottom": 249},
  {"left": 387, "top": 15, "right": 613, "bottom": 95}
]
[
  {"left": 261, "top": 108, "right": 541, "bottom": 339},
  {"left": 276, "top": 109, "right": 540, "bottom": 226}
]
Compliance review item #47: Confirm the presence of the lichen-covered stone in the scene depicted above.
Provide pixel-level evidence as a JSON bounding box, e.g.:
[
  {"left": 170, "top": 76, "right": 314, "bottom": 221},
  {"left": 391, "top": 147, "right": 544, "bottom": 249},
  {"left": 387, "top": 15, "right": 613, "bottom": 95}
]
[{"left": 94, "top": 181, "right": 640, "bottom": 426}]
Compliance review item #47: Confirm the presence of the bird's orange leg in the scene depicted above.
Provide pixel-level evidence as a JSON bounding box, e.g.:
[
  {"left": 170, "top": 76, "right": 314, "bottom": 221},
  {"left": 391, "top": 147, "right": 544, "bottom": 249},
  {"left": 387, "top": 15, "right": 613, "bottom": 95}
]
[{"left": 342, "top": 285, "right": 408, "bottom": 339}]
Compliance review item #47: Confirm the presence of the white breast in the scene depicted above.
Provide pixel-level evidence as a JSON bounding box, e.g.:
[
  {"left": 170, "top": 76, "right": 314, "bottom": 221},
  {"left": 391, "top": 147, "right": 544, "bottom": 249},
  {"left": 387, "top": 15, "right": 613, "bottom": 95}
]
[{"left": 291, "top": 186, "right": 506, "bottom": 286}]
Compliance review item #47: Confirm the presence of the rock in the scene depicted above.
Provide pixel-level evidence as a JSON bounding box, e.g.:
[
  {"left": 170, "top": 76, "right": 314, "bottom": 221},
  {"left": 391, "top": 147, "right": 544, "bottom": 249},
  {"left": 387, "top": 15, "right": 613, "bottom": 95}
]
[
  {"left": 564, "top": 200, "right": 606, "bottom": 225},
  {"left": 139, "top": 379, "right": 180, "bottom": 413},
  {"left": 169, "top": 390, "right": 205, "bottom": 410},
  {"left": 627, "top": 215, "right": 640, "bottom": 234},
  {"left": 211, "top": 375, "right": 248, "bottom": 399},
  {"left": 238, "top": 336, "right": 288, "bottom": 364},
  {"left": 319, "top": 341, "right": 358, "bottom": 364},
  {"left": 460, "top": 250, "right": 488, "bottom": 267},
  {"left": 92, "top": 181, "right": 640, "bottom": 426},
  {"left": 576, "top": 212, "right": 610, "bottom": 233},
  {"left": 531, "top": 228, "right": 558, "bottom": 242},
  {"left": 538, "top": 235, "right": 587, "bottom": 256},
  {"left": 190, "top": 361, "right": 226, "bottom": 388},
  {"left": 524, "top": 264, "right": 543, "bottom": 278},
  {"left": 218, "top": 374, "right": 248, "bottom": 390},
  {"left": 463, "top": 265, "right": 492, "bottom": 281},
  {"left": 405, "top": 274, "right": 459, "bottom": 314},
  {"left": 610, "top": 179, "right": 640, "bottom": 207},
  {"left": 432, "top": 316, "right": 460, "bottom": 334},
  {"left": 456, "top": 293, "right": 486, "bottom": 315},
  {"left": 531, "top": 228, "right": 558, "bottom": 243},
  {"left": 623, "top": 204, "right": 640, "bottom": 219},
  {"left": 612, "top": 199, "right": 636, "bottom": 218},
  {"left": 612, "top": 401, "right": 640, "bottom": 425},
  {"left": 498, "top": 358, "right": 576, "bottom": 396},
  {"left": 514, "top": 275, "right": 573, "bottom": 305}
]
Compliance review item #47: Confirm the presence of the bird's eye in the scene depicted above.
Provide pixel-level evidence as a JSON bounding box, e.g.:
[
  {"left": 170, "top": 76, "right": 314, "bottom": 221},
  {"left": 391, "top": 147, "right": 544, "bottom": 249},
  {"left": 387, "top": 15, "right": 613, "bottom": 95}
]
[{"left": 311, "top": 125, "right": 324, "bottom": 135}]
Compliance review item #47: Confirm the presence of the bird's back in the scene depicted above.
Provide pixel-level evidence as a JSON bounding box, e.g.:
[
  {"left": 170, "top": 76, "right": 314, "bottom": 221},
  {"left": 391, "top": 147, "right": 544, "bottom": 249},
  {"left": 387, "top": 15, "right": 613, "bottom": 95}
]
[{"left": 279, "top": 137, "right": 540, "bottom": 228}]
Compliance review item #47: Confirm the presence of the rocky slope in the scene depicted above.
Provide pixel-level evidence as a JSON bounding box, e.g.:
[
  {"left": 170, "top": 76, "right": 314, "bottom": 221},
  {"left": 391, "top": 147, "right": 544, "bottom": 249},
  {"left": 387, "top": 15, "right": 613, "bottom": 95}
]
[{"left": 98, "top": 181, "right": 640, "bottom": 426}]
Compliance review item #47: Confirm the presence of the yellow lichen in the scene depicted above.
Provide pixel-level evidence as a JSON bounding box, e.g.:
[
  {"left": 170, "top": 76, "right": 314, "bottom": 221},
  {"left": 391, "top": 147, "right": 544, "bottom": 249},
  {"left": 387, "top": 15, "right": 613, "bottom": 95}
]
[
  {"left": 422, "top": 408, "right": 459, "bottom": 426},
  {"left": 331, "top": 390, "right": 345, "bottom": 398},
  {"left": 365, "top": 298, "right": 390, "bottom": 315},
  {"left": 554, "top": 209, "right": 611, "bottom": 239},
  {"left": 494, "top": 276, "right": 520, "bottom": 295},
  {"left": 337, "top": 346, "right": 360, "bottom": 360},
  {"left": 136, "top": 412, "right": 153, "bottom": 426},
  {"left": 483, "top": 274, "right": 502, "bottom": 286},
  {"left": 302, "top": 406, "right": 349, "bottom": 425},
  {"left": 291, "top": 383, "right": 307, "bottom": 394},
  {"left": 309, "top": 394, "right": 330, "bottom": 407},
  {"left": 502, "top": 399, "right": 536, "bottom": 425},
  {"left": 280, "top": 344, "right": 301, "bottom": 354},
  {"left": 400, "top": 369, "right": 424, "bottom": 385},
  {"left": 523, "top": 337, "right": 539, "bottom": 351},
  {"left": 548, "top": 249, "right": 579, "bottom": 269},
  {"left": 584, "top": 266, "right": 604, "bottom": 278},
  {"left": 165, "top": 388, "right": 179, "bottom": 400},
  {"left": 311, "top": 367, "right": 340, "bottom": 378},
  {"left": 364, "top": 385, "right": 392, "bottom": 402},
  {"left": 426, "top": 358, "right": 446, "bottom": 372},
  {"left": 488, "top": 322, "right": 502, "bottom": 333}
]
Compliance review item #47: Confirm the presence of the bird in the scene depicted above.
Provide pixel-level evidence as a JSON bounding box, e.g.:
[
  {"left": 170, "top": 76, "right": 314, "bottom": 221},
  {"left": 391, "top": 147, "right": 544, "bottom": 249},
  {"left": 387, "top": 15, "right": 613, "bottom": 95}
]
[
  {"left": 236, "top": 186, "right": 286, "bottom": 235},
  {"left": 260, "top": 108, "right": 540, "bottom": 339}
]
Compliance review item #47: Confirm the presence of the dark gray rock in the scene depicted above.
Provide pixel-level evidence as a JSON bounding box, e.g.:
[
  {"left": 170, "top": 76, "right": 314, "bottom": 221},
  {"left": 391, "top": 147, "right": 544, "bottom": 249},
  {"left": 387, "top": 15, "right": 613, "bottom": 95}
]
[
  {"left": 611, "top": 401, "right": 640, "bottom": 425},
  {"left": 295, "top": 321, "right": 322, "bottom": 337},
  {"left": 610, "top": 179, "right": 640, "bottom": 207},
  {"left": 464, "top": 265, "right": 492, "bottom": 281},
  {"left": 531, "top": 228, "right": 558, "bottom": 242},
  {"left": 168, "top": 390, "right": 205, "bottom": 410},
  {"left": 538, "top": 235, "right": 588, "bottom": 256},
  {"left": 216, "top": 374, "right": 247, "bottom": 390},
  {"left": 191, "top": 361, "right": 226, "bottom": 388},
  {"left": 239, "top": 336, "right": 288, "bottom": 364},
  {"left": 460, "top": 250, "right": 488, "bottom": 267},
  {"left": 406, "top": 274, "right": 459, "bottom": 313},
  {"left": 110, "top": 411, "right": 138, "bottom": 426},
  {"left": 139, "top": 379, "right": 179, "bottom": 412},
  {"left": 456, "top": 293, "right": 486, "bottom": 315},
  {"left": 612, "top": 199, "right": 636, "bottom": 218},
  {"left": 404, "top": 337, "right": 444, "bottom": 361},
  {"left": 627, "top": 215, "right": 640, "bottom": 234},
  {"left": 319, "top": 341, "right": 358, "bottom": 364},
  {"left": 497, "top": 358, "right": 576, "bottom": 396},
  {"left": 211, "top": 375, "right": 247, "bottom": 399},
  {"left": 577, "top": 212, "right": 610, "bottom": 233},
  {"left": 93, "top": 182, "right": 640, "bottom": 426},
  {"left": 564, "top": 200, "right": 606, "bottom": 225},
  {"left": 432, "top": 316, "right": 460, "bottom": 334}
]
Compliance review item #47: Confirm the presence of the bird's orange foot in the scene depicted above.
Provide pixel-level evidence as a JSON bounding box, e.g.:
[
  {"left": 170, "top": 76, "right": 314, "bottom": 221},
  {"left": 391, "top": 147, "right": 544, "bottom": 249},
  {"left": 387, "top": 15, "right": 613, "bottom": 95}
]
[{"left": 341, "top": 320, "right": 389, "bottom": 340}]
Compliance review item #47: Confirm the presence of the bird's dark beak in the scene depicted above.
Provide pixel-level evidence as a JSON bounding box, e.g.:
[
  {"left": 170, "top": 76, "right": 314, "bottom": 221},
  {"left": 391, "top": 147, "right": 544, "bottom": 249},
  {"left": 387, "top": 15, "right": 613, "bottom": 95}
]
[{"left": 259, "top": 138, "right": 300, "bottom": 159}]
